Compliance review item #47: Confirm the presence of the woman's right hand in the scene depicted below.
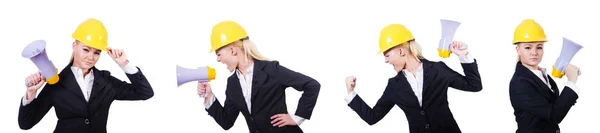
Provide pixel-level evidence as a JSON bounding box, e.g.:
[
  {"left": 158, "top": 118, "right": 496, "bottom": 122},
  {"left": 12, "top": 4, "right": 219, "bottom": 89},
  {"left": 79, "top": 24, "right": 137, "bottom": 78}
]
[
  {"left": 197, "top": 82, "right": 213, "bottom": 102},
  {"left": 565, "top": 64, "right": 580, "bottom": 83},
  {"left": 25, "top": 72, "right": 45, "bottom": 100},
  {"left": 345, "top": 76, "right": 356, "bottom": 94}
]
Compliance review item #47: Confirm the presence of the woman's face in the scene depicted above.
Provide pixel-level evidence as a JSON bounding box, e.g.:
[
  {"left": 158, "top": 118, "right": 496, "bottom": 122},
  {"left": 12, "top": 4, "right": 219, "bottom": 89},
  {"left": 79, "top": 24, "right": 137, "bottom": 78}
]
[
  {"left": 517, "top": 42, "right": 544, "bottom": 67},
  {"left": 384, "top": 47, "right": 407, "bottom": 73},
  {"left": 215, "top": 45, "right": 240, "bottom": 73},
  {"left": 72, "top": 41, "right": 101, "bottom": 70}
]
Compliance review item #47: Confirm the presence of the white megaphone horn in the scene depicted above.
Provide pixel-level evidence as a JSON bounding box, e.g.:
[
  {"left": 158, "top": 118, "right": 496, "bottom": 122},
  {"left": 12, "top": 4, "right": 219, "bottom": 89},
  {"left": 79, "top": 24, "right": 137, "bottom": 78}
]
[
  {"left": 176, "top": 65, "right": 216, "bottom": 97},
  {"left": 551, "top": 37, "right": 583, "bottom": 78},
  {"left": 22, "top": 40, "right": 60, "bottom": 87},
  {"left": 438, "top": 19, "right": 468, "bottom": 58}
]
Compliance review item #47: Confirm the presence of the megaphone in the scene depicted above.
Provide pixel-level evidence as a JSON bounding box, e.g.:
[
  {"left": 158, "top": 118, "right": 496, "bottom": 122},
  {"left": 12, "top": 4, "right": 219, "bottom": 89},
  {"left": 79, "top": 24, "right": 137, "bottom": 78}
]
[
  {"left": 438, "top": 19, "right": 468, "bottom": 58},
  {"left": 176, "top": 65, "right": 216, "bottom": 97},
  {"left": 22, "top": 40, "right": 60, "bottom": 87},
  {"left": 551, "top": 37, "right": 583, "bottom": 78}
]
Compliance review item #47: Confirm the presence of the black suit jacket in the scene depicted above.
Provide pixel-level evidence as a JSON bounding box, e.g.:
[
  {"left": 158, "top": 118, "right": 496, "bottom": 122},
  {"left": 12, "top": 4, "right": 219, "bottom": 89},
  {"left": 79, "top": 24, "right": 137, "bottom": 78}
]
[
  {"left": 348, "top": 59, "right": 482, "bottom": 133},
  {"left": 509, "top": 62, "right": 578, "bottom": 133},
  {"left": 18, "top": 62, "right": 154, "bottom": 133},
  {"left": 206, "top": 59, "right": 321, "bottom": 133}
]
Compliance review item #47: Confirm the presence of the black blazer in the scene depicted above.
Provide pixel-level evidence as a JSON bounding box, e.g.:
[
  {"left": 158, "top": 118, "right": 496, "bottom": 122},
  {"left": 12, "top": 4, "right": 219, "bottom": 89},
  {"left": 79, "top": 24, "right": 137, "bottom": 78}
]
[
  {"left": 348, "top": 59, "right": 482, "bottom": 133},
  {"left": 18, "top": 62, "right": 154, "bottom": 133},
  {"left": 509, "top": 62, "right": 578, "bottom": 133},
  {"left": 206, "top": 59, "right": 320, "bottom": 133}
]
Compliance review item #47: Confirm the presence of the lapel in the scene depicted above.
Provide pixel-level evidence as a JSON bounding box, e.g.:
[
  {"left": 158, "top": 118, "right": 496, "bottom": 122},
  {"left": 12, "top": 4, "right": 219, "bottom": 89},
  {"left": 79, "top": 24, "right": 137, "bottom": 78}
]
[
  {"left": 393, "top": 73, "right": 421, "bottom": 107},
  {"left": 546, "top": 75, "right": 559, "bottom": 97},
  {"left": 61, "top": 62, "right": 87, "bottom": 102},
  {"left": 515, "top": 62, "right": 555, "bottom": 98},
  {"left": 420, "top": 59, "right": 437, "bottom": 98},
  {"left": 250, "top": 59, "right": 268, "bottom": 113},
  {"left": 88, "top": 68, "right": 107, "bottom": 103},
  {"left": 229, "top": 74, "right": 251, "bottom": 115}
]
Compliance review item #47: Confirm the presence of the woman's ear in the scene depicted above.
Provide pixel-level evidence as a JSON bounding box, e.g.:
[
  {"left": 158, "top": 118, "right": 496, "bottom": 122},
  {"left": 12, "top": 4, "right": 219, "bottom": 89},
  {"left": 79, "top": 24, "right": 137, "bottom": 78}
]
[
  {"left": 398, "top": 48, "right": 406, "bottom": 57},
  {"left": 515, "top": 45, "right": 520, "bottom": 56},
  {"left": 230, "top": 46, "right": 237, "bottom": 56}
]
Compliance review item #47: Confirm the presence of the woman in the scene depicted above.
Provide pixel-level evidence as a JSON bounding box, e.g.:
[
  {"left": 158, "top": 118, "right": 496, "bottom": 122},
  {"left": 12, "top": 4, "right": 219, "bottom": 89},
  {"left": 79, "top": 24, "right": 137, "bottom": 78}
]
[
  {"left": 18, "top": 18, "right": 154, "bottom": 133},
  {"left": 344, "top": 24, "right": 482, "bottom": 133},
  {"left": 509, "top": 19, "right": 580, "bottom": 133},
  {"left": 197, "top": 20, "right": 321, "bottom": 133}
]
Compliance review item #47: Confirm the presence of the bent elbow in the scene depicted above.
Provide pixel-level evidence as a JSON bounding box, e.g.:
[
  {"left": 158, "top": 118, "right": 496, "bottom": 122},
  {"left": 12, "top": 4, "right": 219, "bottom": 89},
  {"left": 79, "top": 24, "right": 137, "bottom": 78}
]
[
  {"left": 220, "top": 122, "right": 234, "bottom": 130},
  {"left": 140, "top": 88, "right": 155, "bottom": 100},
  {"left": 19, "top": 122, "right": 33, "bottom": 130},
  {"left": 312, "top": 81, "right": 321, "bottom": 92},
  {"left": 472, "top": 86, "right": 483, "bottom": 92},
  {"left": 366, "top": 120, "right": 379, "bottom": 125}
]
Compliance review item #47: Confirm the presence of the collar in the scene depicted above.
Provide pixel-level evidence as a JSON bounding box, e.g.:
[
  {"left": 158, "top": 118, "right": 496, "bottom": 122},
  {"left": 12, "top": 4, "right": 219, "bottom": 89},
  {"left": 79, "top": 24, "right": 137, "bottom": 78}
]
[
  {"left": 70, "top": 66, "right": 94, "bottom": 78},
  {"left": 527, "top": 66, "right": 548, "bottom": 76},
  {"left": 236, "top": 62, "right": 255, "bottom": 77},
  {"left": 401, "top": 63, "right": 424, "bottom": 75}
]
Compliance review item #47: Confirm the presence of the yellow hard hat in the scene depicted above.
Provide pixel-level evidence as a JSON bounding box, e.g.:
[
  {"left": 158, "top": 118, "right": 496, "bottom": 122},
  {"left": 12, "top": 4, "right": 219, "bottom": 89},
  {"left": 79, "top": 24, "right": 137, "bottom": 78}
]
[
  {"left": 513, "top": 19, "right": 547, "bottom": 44},
  {"left": 72, "top": 18, "right": 108, "bottom": 51},
  {"left": 210, "top": 21, "right": 248, "bottom": 53},
  {"left": 378, "top": 24, "right": 414, "bottom": 54}
]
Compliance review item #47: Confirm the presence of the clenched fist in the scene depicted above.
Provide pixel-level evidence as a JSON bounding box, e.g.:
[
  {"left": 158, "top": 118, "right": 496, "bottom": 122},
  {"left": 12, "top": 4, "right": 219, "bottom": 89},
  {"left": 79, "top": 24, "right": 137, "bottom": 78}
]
[{"left": 345, "top": 76, "right": 356, "bottom": 94}]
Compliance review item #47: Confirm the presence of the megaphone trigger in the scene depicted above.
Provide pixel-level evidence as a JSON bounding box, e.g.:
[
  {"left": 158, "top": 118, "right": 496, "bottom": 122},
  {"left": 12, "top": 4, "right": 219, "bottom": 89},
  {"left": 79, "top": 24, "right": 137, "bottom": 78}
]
[{"left": 25, "top": 82, "right": 33, "bottom": 87}]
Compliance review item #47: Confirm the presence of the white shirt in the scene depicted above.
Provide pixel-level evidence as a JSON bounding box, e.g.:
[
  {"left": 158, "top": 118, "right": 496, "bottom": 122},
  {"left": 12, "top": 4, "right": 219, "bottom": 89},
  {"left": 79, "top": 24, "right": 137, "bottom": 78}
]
[
  {"left": 22, "top": 63, "right": 139, "bottom": 106},
  {"left": 346, "top": 54, "right": 475, "bottom": 106},
  {"left": 205, "top": 63, "right": 306, "bottom": 125},
  {"left": 528, "top": 67, "right": 579, "bottom": 95}
]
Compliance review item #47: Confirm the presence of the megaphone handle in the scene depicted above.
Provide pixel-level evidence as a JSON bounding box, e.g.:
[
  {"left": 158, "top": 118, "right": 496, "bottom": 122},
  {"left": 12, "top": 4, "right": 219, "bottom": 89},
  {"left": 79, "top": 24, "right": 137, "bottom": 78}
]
[
  {"left": 25, "top": 81, "right": 33, "bottom": 87},
  {"left": 457, "top": 43, "right": 468, "bottom": 50},
  {"left": 578, "top": 69, "right": 582, "bottom": 76},
  {"left": 199, "top": 82, "right": 208, "bottom": 98}
]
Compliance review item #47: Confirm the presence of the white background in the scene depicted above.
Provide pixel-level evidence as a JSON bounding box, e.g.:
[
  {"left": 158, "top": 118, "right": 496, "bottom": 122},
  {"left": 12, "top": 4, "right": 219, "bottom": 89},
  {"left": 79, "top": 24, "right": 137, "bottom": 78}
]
[{"left": 0, "top": 0, "right": 598, "bottom": 133}]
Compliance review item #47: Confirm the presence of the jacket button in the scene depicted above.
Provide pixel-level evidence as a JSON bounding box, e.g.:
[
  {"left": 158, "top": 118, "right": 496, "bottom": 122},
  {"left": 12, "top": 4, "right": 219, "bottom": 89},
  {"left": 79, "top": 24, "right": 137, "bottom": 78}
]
[
  {"left": 421, "top": 111, "right": 425, "bottom": 115},
  {"left": 250, "top": 117, "right": 254, "bottom": 121},
  {"left": 84, "top": 119, "right": 90, "bottom": 124},
  {"left": 425, "top": 124, "right": 429, "bottom": 129},
  {"left": 256, "top": 130, "right": 260, "bottom": 133},
  {"left": 556, "top": 130, "right": 560, "bottom": 133}
]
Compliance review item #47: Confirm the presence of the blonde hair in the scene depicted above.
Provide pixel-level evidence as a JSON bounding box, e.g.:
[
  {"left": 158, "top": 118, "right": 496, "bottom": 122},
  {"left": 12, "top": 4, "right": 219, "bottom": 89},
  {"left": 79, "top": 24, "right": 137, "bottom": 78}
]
[
  {"left": 395, "top": 40, "right": 424, "bottom": 59},
  {"left": 230, "top": 39, "right": 269, "bottom": 62},
  {"left": 69, "top": 40, "right": 78, "bottom": 64}
]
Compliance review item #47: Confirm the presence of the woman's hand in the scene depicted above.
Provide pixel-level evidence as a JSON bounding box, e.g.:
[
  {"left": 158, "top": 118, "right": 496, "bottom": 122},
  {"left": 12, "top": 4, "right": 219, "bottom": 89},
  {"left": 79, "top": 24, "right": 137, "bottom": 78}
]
[
  {"left": 450, "top": 41, "right": 468, "bottom": 56},
  {"left": 345, "top": 76, "right": 356, "bottom": 94},
  {"left": 565, "top": 64, "right": 580, "bottom": 83},
  {"left": 25, "top": 72, "right": 45, "bottom": 100},
  {"left": 107, "top": 48, "right": 129, "bottom": 68},
  {"left": 270, "top": 114, "right": 297, "bottom": 127},
  {"left": 197, "top": 82, "right": 213, "bottom": 103}
]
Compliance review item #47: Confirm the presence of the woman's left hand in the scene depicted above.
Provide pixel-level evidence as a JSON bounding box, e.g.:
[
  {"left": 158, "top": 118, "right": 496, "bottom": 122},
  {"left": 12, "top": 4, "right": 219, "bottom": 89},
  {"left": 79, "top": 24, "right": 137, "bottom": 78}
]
[
  {"left": 450, "top": 41, "right": 468, "bottom": 57},
  {"left": 107, "top": 47, "right": 129, "bottom": 67},
  {"left": 271, "top": 114, "right": 297, "bottom": 127}
]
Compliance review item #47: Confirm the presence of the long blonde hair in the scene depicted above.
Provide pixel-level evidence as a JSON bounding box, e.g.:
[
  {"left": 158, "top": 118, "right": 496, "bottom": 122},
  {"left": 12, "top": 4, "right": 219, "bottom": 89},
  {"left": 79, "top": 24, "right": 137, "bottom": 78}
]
[
  {"left": 69, "top": 40, "right": 78, "bottom": 64},
  {"left": 230, "top": 39, "right": 269, "bottom": 62},
  {"left": 395, "top": 40, "right": 424, "bottom": 59}
]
